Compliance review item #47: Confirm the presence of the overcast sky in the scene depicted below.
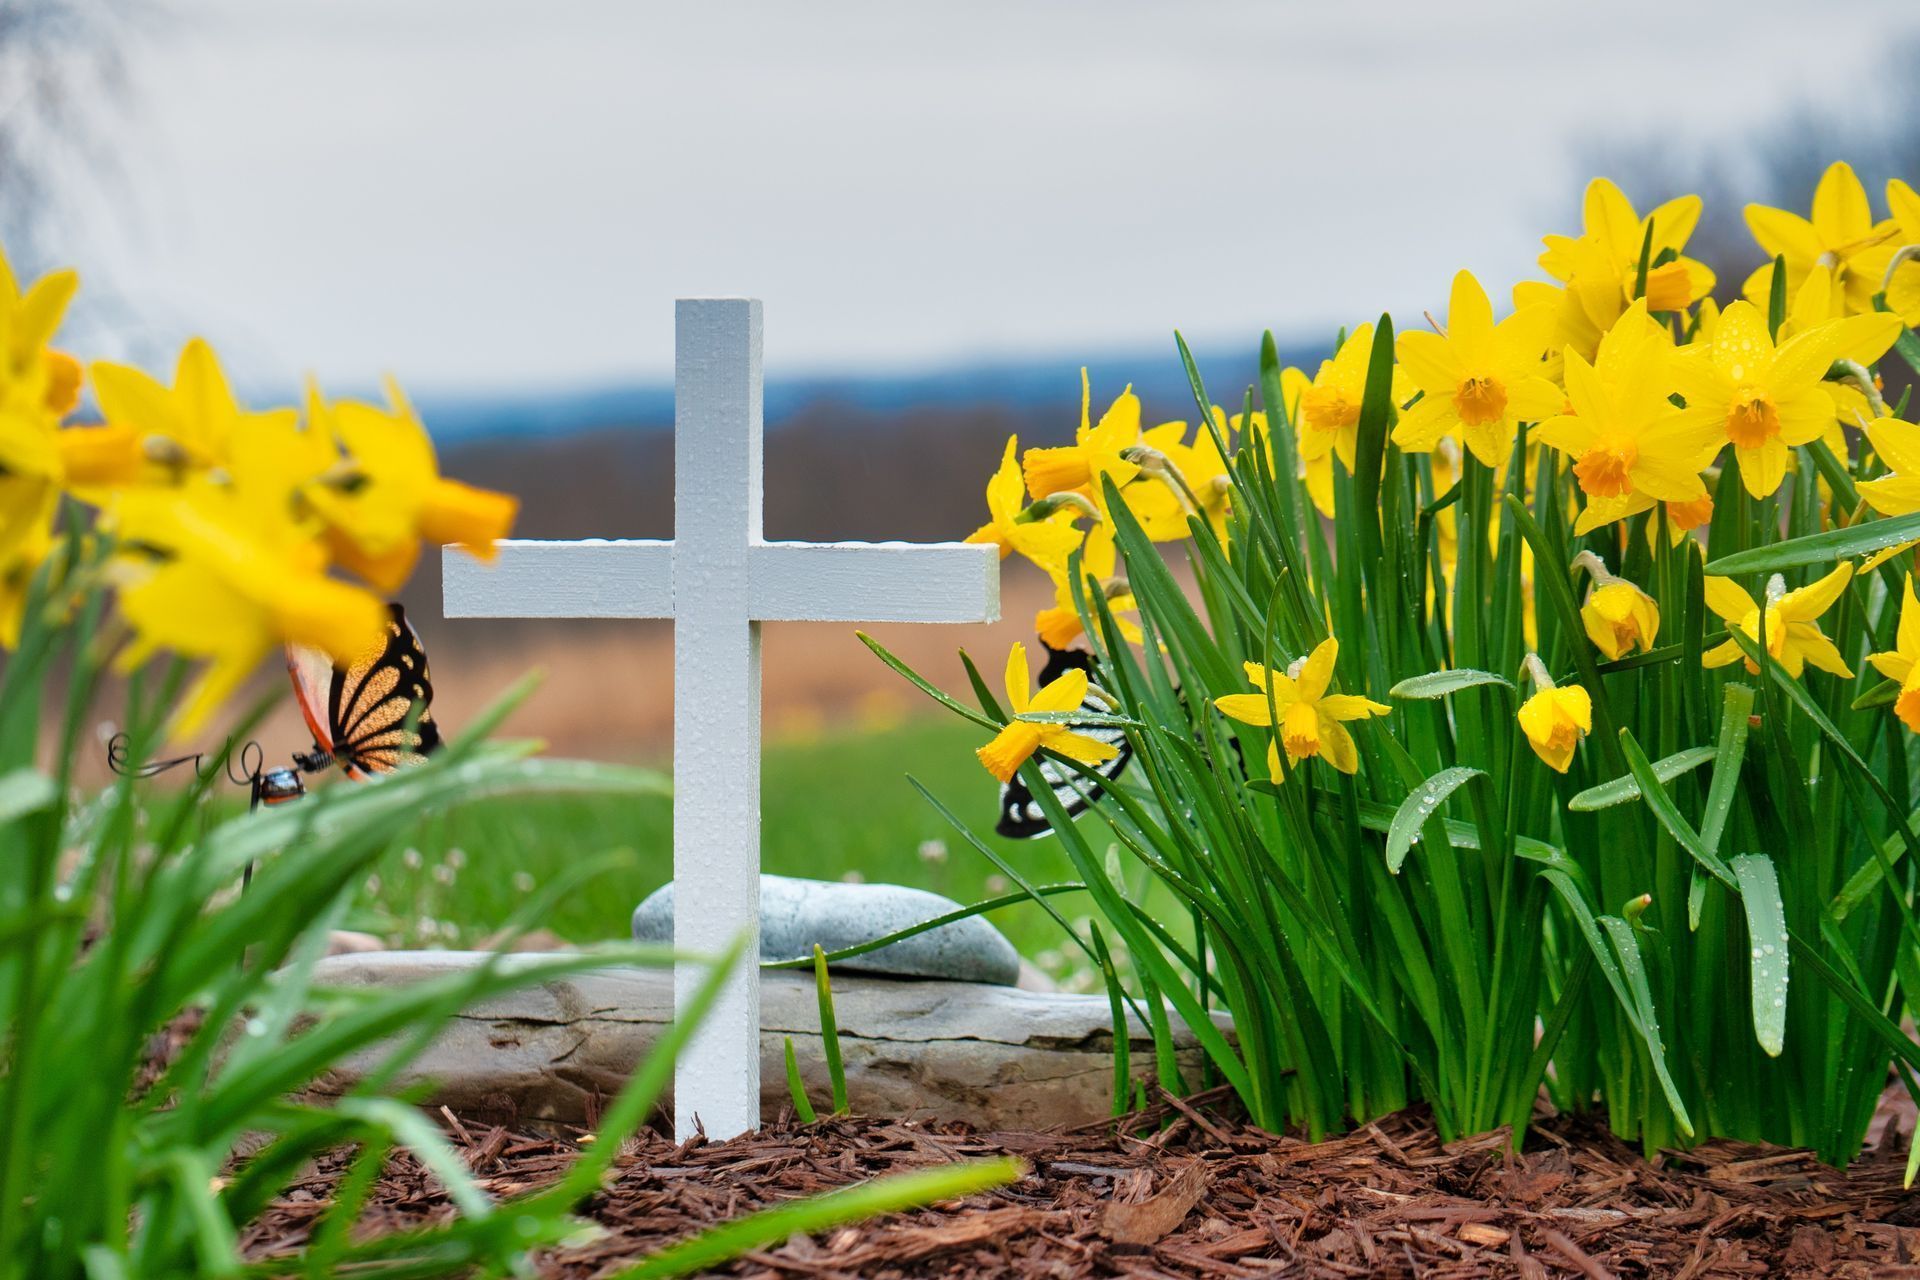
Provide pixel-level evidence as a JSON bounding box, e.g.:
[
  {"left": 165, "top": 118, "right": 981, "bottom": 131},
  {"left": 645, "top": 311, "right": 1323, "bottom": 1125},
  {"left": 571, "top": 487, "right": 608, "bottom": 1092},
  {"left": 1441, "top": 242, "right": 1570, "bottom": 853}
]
[{"left": 56, "top": 0, "right": 1920, "bottom": 393}]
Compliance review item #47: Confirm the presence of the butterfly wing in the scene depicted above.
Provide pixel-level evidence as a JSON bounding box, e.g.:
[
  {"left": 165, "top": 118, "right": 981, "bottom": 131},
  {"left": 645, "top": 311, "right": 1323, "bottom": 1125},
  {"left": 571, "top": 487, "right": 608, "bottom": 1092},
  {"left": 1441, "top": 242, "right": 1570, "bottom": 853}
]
[
  {"left": 325, "top": 603, "right": 441, "bottom": 780},
  {"left": 286, "top": 645, "right": 338, "bottom": 756},
  {"left": 995, "top": 645, "right": 1133, "bottom": 839}
]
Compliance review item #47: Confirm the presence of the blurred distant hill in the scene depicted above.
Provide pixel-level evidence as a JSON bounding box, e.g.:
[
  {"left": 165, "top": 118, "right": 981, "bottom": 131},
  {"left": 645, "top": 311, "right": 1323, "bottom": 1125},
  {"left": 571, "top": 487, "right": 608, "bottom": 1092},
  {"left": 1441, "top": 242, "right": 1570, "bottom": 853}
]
[
  {"left": 402, "top": 338, "right": 1316, "bottom": 653},
  {"left": 410, "top": 340, "right": 1288, "bottom": 448}
]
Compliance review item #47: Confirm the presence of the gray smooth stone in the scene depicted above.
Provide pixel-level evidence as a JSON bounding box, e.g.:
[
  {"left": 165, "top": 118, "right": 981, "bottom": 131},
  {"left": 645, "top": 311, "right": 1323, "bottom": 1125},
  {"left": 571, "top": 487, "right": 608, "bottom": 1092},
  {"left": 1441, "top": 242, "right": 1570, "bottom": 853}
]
[
  {"left": 630, "top": 873, "right": 1021, "bottom": 986},
  {"left": 305, "top": 952, "right": 1223, "bottom": 1131}
]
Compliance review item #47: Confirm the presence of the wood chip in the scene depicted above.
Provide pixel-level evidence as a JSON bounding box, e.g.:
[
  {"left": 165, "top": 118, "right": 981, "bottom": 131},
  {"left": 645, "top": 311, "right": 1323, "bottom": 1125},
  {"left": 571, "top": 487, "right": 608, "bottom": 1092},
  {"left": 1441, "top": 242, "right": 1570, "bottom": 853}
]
[
  {"left": 1104, "top": 1161, "right": 1212, "bottom": 1245},
  {"left": 1457, "top": 1222, "right": 1510, "bottom": 1248}
]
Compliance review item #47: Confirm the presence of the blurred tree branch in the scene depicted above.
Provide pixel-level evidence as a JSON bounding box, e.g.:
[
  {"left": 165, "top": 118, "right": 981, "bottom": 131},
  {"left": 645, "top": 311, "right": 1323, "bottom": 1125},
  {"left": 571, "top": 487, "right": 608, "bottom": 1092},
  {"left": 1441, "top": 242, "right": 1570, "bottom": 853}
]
[{"left": 0, "top": 0, "right": 151, "bottom": 270}]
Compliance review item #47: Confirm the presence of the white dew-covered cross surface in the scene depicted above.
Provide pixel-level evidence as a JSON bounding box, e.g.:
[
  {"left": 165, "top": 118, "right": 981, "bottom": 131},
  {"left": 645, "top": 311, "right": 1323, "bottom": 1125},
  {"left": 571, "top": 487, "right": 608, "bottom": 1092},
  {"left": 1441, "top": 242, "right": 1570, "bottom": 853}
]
[{"left": 443, "top": 299, "right": 1001, "bottom": 1140}]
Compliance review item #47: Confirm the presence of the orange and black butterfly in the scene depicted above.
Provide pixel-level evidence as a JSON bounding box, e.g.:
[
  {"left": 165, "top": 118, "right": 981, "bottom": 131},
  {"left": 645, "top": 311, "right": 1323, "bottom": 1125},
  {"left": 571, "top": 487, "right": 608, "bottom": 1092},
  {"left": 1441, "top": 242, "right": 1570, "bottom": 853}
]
[{"left": 286, "top": 602, "right": 442, "bottom": 782}]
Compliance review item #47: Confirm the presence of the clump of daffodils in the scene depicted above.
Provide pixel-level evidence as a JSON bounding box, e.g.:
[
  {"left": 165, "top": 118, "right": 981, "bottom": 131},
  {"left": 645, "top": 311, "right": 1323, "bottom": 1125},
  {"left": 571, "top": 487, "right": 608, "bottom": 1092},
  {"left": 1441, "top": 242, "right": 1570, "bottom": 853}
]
[
  {"left": 0, "top": 245, "right": 517, "bottom": 733},
  {"left": 909, "top": 162, "right": 1920, "bottom": 1162},
  {"left": 962, "top": 161, "right": 1920, "bottom": 791}
]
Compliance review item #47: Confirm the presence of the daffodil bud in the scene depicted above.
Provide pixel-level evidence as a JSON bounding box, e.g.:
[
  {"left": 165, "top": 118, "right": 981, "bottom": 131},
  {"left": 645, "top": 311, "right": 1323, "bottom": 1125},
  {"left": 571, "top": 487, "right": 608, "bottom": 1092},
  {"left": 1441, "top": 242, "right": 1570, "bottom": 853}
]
[
  {"left": 1015, "top": 492, "right": 1101, "bottom": 525},
  {"left": 141, "top": 434, "right": 191, "bottom": 470},
  {"left": 1517, "top": 653, "right": 1591, "bottom": 774},
  {"left": 1826, "top": 359, "right": 1889, "bottom": 419},
  {"left": 1120, "top": 445, "right": 1199, "bottom": 510},
  {"left": 315, "top": 459, "right": 371, "bottom": 494},
  {"left": 1572, "top": 552, "right": 1660, "bottom": 660}
]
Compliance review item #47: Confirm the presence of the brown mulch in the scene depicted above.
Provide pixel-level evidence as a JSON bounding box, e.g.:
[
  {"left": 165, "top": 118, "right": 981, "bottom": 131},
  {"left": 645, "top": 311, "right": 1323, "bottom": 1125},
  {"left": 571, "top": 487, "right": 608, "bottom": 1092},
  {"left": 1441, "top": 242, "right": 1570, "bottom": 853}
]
[{"left": 237, "top": 1086, "right": 1920, "bottom": 1278}]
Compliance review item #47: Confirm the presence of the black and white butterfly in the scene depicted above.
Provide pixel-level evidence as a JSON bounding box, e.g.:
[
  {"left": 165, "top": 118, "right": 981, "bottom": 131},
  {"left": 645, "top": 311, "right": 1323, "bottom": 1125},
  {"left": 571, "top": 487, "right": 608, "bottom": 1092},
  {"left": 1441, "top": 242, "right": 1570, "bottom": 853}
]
[{"left": 994, "top": 645, "right": 1134, "bottom": 839}]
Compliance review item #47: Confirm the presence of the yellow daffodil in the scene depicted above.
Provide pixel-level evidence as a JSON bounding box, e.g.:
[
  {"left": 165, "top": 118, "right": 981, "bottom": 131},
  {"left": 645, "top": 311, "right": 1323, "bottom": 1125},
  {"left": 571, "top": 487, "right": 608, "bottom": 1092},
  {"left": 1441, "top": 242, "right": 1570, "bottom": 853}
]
[
  {"left": 1702, "top": 563, "right": 1854, "bottom": 678},
  {"left": 1573, "top": 552, "right": 1659, "bottom": 660},
  {"left": 1021, "top": 370, "right": 1141, "bottom": 501},
  {"left": 1538, "top": 179, "right": 1715, "bottom": 336},
  {"left": 965, "top": 435, "right": 1084, "bottom": 573},
  {"left": 975, "top": 641, "right": 1121, "bottom": 783},
  {"left": 1867, "top": 576, "right": 1920, "bottom": 732},
  {"left": 1876, "top": 178, "right": 1920, "bottom": 325},
  {"left": 1034, "top": 523, "right": 1141, "bottom": 648},
  {"left": 1669, "top": 301, "right": 1898, "bottom": 498},
  {"left": 1742, "top": 161, "right": 1897, "bottom": 318},
  {"left": 1535, "top": 302, "right": 1719, "bottom": 533},
  {"left": 1512, "top": 279, "right": 1603, "bottom": 374},
  {"left": 301, "top": 378, "right": 520, "bottom": 592},
  {"left": 1395, "top": 270, "right": 1562, "bottom": 467},
  {"left": 1281, "top": 323, "right": 1395, "bottom": 483},
  {"left": 0, "top": 248, "right": 131, "bottom": 494},
  {"left": 0, "top": 250, "right": 94, "bottom": 643},
  {"left": 1517, "top": 654, "right": 1590, "bottom": 774},
  {"left": 1860, "top": 417, "right": 1920, "bottom": 516},
  {"left": 1214, "top": 637, "right": 1388, "bottom": 779},
  {"left": 0, "top": 247, "right": 82, "bottom": 429},
  {"left": 111, "top": 468, "right": 388, "bottom": 735},
  {"left": 1754, "top": 262, "right": 1903, "bottom": 460},
  {"left": 0, "top": 475, "right": 56, "bottom": 646},
  {"left": 88, "top": 339, "right": 250, "bottom": 481}
]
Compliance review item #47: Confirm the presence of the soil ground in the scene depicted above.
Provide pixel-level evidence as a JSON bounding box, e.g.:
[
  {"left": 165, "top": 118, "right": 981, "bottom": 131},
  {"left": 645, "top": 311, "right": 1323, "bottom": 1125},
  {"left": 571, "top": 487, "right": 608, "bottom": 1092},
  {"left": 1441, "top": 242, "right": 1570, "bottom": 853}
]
[{"left": 243, "top": 1086, "right": 1920, "bottom": 1278}]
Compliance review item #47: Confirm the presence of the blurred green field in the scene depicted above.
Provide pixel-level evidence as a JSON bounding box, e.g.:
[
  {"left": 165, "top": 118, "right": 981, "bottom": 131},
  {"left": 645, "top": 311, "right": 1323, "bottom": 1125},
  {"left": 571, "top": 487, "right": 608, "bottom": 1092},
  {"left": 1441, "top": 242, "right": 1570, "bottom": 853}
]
[{"left": 338, "top": 717, "right": 1097, "bottom": 983}]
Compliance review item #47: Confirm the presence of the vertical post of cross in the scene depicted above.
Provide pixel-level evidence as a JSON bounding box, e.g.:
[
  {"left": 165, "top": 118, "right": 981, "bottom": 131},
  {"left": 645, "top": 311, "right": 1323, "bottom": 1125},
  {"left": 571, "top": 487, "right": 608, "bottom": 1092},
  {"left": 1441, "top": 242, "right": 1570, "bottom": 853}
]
[{"left": 671, "top": 298, "right": 763, "bottom": 1141}]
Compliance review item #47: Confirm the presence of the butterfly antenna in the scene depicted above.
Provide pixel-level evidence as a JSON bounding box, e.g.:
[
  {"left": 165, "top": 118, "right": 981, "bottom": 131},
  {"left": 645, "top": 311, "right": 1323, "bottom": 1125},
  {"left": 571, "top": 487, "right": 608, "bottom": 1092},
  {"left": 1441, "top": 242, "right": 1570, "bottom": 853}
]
[
  {"left": 105, "top": 732, "right": 204, "bottom": 780},
  {"left": 226, "top": 740, "right": 267, "bottom": 788}
]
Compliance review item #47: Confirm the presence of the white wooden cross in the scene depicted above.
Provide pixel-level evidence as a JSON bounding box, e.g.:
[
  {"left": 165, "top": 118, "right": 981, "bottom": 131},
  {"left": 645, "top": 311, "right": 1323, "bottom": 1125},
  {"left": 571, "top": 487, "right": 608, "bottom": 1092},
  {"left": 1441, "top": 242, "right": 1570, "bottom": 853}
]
[{"left": 444, "top": 299, "right": 1000, "bottom": 1140}]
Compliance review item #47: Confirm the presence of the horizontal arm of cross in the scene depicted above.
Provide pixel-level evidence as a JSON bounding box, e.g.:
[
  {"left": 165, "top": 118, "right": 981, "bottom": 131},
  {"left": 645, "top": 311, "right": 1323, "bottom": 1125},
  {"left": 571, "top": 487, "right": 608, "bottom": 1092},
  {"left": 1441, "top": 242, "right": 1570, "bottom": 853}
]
[
  {"left": 443, "top": 540, "right": 1000, "bottom": 623},
  {"left": 749, "top": 542, "right": 998, "bottom": 622},
  {"left": 444, "top": 540, "right": 675, "bottom": 618}
]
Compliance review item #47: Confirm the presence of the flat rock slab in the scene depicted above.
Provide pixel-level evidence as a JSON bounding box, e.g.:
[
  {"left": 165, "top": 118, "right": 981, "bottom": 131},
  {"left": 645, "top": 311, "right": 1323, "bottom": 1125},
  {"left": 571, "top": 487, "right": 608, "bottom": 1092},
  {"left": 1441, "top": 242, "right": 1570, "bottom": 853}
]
[
  {"left": 307, "top": 951, "right": 1215, "bottom": 1131},
  {"left": 631, "top": 874, "right": 1022, "bottom": 986}
]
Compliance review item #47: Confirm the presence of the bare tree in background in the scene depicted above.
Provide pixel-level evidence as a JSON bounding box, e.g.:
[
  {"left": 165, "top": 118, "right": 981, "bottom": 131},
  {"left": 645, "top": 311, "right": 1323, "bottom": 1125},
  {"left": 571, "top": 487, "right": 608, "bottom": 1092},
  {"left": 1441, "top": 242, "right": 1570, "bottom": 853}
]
[
  {"left": 1570, "top": 39, "right": 1920, "bottom": 301},
  {"left": 0, "top": 0, "right": 146, "bottom": 273}
]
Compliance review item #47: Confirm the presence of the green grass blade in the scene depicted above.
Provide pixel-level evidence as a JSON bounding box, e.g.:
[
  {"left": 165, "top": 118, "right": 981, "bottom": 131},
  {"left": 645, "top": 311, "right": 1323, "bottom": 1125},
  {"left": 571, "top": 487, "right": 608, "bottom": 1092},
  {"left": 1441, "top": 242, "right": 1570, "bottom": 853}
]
[
  {"left": 1086, "top": 924, "right": 1133, "bottom": 1117},
  {"left": 1387, "top": 767, "right": 1483, "bottom": 873},
  {"left": 0, "top": 769, "right": 56, "bottom": 825},
  {"left": 615, "top": 1158, "right": 1025, "bottom": 1279},
  {"left": 1729, "top": 854, "right": 1789, "bottom": 1056},
  {"left": 857, "top": 632, "right": 1002, "bottom": 732},
  {"left": 1598, "top": 915, "right": 1695, "bottom": 1138},
  {"left": 1703, "top": 508, "right": 1920, "bottom": 575},
  {"left": 1616, "top": 727, "right": 1736, "bottom": 889},
  {"left": 1567, "top": 747, "right": 1717, "bottom": 813},
  {"left": 813, "top": 945, "right": 849, "bottom": 1115},
  {"left": 783, "top": 1038, "right": 817, "bottom": 1124},
  {"left": 1698, "top": 684, "right": 1755, "bottom": 855},
  {"left": 1388, "top": 669, "right": 1514, "bottom": 700},
  {"left": 761, "top": 885, "right": 1087, "bottom": 969}
]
